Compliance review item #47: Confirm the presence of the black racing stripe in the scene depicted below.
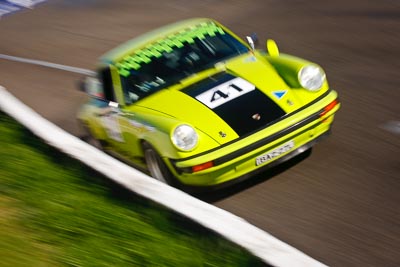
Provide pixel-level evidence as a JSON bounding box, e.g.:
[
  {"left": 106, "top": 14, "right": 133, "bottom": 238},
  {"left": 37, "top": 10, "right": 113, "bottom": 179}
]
[
  {"left": 171, "top": 89, "right": 333, "bottom": 165},
  {"left": 182, "top": 72, "right": 235, "bottom": 96},
  {"left": 183, "top": 73, "right": 285, "bottom": 136},
  {"left": 213, "top": 89, "right": 285, "bottom": 136}
]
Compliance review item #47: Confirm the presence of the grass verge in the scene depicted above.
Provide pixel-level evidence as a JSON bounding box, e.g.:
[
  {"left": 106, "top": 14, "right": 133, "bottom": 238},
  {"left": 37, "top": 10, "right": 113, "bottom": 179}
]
[{"left": 0, "top": 112, "right": 265, "bottom": 267}]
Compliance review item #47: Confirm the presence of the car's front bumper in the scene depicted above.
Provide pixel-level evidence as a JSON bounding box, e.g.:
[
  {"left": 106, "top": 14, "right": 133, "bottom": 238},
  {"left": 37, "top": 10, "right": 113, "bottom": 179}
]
[
  {"left": 179, "top": 130, "right": 330, "bottom": 192},
  {"left": 167, "top": 90, "right": 340, "bottom": 186}
]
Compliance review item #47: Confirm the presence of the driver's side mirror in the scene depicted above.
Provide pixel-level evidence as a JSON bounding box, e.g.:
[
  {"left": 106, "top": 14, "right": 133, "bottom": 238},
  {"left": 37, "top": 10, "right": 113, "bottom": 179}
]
[
  {"left": 246, "top": 33, "right": 259, "bottom": 51},
  {"left": 80, "top": 76, "right": 104, "bottom": 98}
]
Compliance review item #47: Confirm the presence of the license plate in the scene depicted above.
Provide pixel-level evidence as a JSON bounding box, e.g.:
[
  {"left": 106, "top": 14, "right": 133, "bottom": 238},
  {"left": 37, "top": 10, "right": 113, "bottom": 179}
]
[{"left": 255, "top": 140, "right": 295, "bottom": 166}]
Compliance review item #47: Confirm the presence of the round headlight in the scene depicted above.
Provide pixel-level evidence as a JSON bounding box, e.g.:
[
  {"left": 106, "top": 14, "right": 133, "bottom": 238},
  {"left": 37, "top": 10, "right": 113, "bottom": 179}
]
[
  {"left": 298, "top": 65, "right": 326, "bottom": 91},
  {"left": 172, "top": 124, "right": 198, "bottom": 151}
]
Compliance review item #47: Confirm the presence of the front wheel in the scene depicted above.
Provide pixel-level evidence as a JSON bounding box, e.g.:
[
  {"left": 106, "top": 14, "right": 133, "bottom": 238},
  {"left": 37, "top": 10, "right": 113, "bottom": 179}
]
[
  {"left": 80, "top": 123, "right": 104, "bottom": 150},
  {"left": 143, "top": 143, "right": 174, "bottom": 185}
]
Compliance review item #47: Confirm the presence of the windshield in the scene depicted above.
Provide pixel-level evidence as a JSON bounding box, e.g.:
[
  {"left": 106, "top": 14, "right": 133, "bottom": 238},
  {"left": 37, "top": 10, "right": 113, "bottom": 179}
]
[{"left": 117, "top": 23, "right": 249, "bottom": 104}]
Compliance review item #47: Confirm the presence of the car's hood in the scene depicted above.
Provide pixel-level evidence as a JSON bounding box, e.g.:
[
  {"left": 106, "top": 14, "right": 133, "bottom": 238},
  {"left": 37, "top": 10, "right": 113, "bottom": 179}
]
[{"left": 136, "top": 54, "right": 304, "bottom": 144}]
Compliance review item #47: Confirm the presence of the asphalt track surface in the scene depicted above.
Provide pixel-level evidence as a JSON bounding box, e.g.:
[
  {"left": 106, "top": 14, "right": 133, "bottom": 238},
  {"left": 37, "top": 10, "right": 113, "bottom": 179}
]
[{"left": 1, "top": 1, "right": 399, "bottom": 266}]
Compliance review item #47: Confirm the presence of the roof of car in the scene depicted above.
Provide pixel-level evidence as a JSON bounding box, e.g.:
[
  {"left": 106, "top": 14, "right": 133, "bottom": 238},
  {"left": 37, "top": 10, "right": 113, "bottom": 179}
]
[{"left": 100, "top": 18, "right": 216, "bottom": 66}]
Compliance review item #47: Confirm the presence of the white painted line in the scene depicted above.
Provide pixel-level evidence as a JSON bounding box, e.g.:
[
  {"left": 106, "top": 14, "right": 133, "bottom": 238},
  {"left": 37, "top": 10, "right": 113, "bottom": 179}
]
[
  {"left": 0, "top": 54, "right": 96, "bottom": 76},
  {"left": 0, "top": 0, "right": 47, "bottom": 17},
  {"left": 7, "top": 0, "right": 34, "bottom": 8},
  {"left": 0, "top": 2, "right": 20, "bottom": 17},
  {"left": 0, "top": 86, "right": 327, "bottom": 267},
  {"left": 381, "top": 121, "right": 400, "bottom": 135}
]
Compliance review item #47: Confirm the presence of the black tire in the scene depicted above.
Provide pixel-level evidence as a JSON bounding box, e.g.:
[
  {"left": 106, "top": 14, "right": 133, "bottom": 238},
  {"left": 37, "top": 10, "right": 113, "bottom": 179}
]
[
  {"left": 80, "top": 123, "right": 104, "bottom": 150},
  {"left": 143, "top": 142, "right": 174, "bottom": 185}
]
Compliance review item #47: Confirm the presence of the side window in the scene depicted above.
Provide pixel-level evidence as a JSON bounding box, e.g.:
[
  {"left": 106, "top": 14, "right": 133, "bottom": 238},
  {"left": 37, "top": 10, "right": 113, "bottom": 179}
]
[{"left": 99, "top": 67, "right": 115, "bottom": 102}]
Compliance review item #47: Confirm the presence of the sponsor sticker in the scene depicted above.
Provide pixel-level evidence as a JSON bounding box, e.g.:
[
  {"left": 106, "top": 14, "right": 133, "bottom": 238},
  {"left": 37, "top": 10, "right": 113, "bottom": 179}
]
[
  {"left": 116, "top": 22, "right": 225, "bottom": 76},
  {"left": 272, "top": 90, "right": 287, "bottom": 100},
  {"left": 195, "top": 77, "right": 255, "bottom": 109},
  {"left": 255, "top": 140, "right": 295, "bottom": 166},
  {"left": 101, "top": 113, "right": 124, "bottom": 142}
]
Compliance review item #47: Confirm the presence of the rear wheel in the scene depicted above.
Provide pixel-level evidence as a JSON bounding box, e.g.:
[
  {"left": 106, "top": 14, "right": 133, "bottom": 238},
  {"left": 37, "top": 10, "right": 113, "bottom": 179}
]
[{"left": 143, "top": 143, "right": 174, "bottom": 185}]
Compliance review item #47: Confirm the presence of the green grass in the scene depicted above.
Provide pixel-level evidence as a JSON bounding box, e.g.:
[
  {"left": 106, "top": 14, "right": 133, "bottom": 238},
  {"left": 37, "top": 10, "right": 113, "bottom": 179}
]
[{"left": 0, "top": 113, "right": 265, "bottom": 267}]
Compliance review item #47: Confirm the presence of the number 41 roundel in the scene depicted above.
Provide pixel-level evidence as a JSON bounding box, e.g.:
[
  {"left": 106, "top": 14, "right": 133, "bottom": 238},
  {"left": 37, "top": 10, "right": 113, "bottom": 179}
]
[{"left": 195, "top": 77, "right": 255, "bottom": 109}]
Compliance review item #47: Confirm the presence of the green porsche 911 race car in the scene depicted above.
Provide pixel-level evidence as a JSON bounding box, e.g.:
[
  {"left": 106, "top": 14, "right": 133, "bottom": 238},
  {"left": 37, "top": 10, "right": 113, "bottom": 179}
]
[{"left": 78, "top": 18, "right": 340, "bottom": 189}]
